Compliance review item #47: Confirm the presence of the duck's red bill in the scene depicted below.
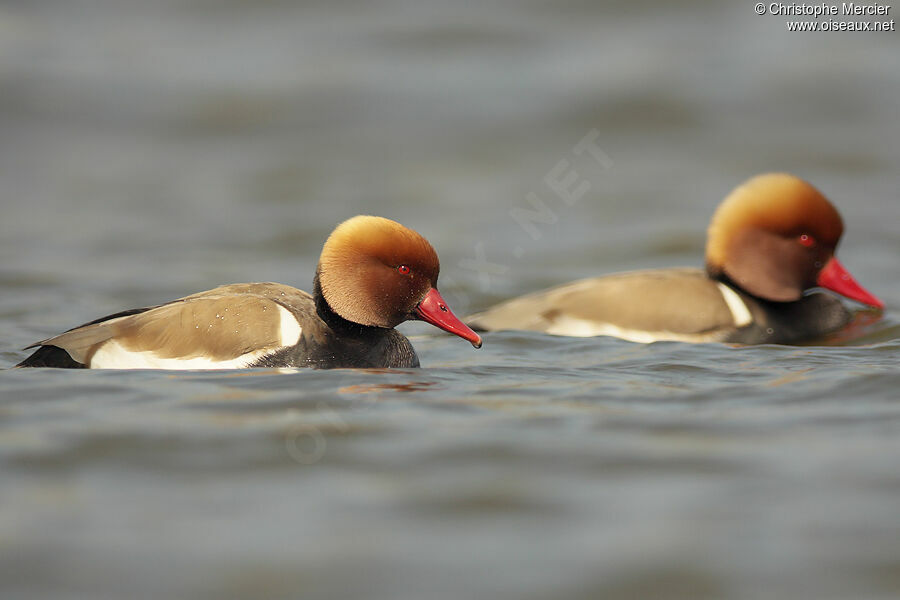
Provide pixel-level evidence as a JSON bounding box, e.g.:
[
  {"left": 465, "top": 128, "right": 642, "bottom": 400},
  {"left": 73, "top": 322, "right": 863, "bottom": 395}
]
[
  {"left": 816, "top": 257, "right": 884, "bottom": 309},
  {"left": 416, "top": 288, "right": 483, "bottom": 348}
]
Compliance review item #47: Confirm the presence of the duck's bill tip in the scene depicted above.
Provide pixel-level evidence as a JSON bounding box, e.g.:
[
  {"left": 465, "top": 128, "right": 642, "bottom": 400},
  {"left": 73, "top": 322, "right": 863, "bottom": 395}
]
[
  {"left": 415, "top": 288, "right": 483, "bottom": 349},
  {"left": 817, "top": 257, "right": 884, "bottom": 309}
]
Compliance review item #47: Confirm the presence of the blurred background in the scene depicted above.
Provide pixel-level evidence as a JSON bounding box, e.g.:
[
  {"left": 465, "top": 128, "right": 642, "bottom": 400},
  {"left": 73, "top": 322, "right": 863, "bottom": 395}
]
[
  {"left": 1, "top": 0, "right": 897, "bottom": 328},
  {"left": 1, "top": 1, "right": 898, "bottom": 599}
]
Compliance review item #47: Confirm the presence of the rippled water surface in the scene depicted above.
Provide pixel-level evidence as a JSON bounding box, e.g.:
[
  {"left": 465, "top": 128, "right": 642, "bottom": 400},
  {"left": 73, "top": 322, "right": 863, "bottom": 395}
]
[{"left": 2, "top": 1, "right": 899, "bottom": 599}]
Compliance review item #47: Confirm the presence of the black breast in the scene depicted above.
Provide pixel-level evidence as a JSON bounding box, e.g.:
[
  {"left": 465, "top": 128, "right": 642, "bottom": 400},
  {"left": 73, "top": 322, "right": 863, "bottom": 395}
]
[
  {"left": 251, "top": 328, "right": 419, "bottom": 369},
  {"left": 252, "top": 291, "right": 421, "bottom": 369},
  {"left": 726, "top": 292, "right": 852, "bottom": 344}
]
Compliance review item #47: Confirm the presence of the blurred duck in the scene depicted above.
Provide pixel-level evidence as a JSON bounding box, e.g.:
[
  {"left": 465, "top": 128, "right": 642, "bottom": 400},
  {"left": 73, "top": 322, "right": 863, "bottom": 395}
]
[
  {"left": 18, "top": 216, "right": 482, "bottom": 369},
  {"left": 467, "top": 173, "right": 883, "bottom": 344}
]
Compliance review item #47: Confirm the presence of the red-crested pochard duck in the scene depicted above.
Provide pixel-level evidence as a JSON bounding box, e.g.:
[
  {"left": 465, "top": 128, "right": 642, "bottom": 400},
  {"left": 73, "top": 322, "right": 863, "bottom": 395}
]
[
  {"left": 17, "top": 216, "right": 482, "bottom": 369},
  {"left": 467, "top": 173, "right": 883, "bottom": 344}
]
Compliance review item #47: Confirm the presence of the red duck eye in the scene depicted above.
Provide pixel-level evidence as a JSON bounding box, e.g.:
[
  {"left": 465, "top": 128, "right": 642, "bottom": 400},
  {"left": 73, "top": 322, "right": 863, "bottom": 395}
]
[
  {"left": 397, "top": 265, "right": 410, "bottom": 275},
  {"left": 798, "top": 234, "right": 815, "bottom": 247}
]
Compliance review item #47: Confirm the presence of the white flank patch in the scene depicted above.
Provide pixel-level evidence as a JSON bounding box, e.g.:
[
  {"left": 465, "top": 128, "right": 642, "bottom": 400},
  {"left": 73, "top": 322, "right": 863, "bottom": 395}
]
[
  {"left": 89, "top": 341, "right": 280, "bottom": 369},
  {"left": 277, "top": 305, "right": 302, "bottom": 346},
  {"left": 716, "top": 283, "right": 753, "bottom": 327},
  {"left": 544, "top": 316, "right": 722, "bottom": 344},
  {"left": 86, "top": 305, "right": 302, "bottom": 369}
]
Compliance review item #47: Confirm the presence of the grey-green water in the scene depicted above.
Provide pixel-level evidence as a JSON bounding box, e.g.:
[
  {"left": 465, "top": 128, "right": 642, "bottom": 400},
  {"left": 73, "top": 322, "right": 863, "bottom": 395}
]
[{"left": 1, "top": 1, "right": 899, "bottom": 599}]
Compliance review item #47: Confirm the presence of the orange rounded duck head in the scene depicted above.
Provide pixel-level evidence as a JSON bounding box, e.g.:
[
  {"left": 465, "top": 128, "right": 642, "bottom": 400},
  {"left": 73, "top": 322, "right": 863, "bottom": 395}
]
[
  {"left": 317, "top": 215, "right": 483, "bottom": 345},
  {"left": 705, "top": 173, "right": 883, "bottom": 308}
]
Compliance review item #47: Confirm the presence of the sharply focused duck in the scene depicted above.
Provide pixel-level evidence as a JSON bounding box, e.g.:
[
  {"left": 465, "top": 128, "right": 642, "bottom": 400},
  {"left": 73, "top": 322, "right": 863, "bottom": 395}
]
[
  {"left": 17, "top": 216, "right": 482, "bottom": 369},
  {"left": 467, "top": 173, "right": 883, "bottom": 344}
]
